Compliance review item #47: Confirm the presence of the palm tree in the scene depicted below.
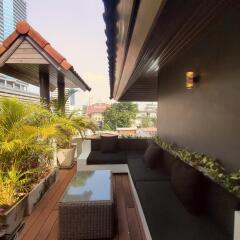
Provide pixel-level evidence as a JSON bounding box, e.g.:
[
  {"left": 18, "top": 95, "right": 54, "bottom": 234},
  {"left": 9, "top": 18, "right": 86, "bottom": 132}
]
[
  {"left": 50, "top": 89, "right": 96, "bottom": 139},
  {"left": 0, "top": 98, "right": 57, "bottom": 172}
]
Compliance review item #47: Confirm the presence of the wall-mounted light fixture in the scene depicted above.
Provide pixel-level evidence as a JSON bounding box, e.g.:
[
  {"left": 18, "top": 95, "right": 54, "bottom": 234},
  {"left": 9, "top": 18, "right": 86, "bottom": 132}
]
[{"left": 186, "top": 71, "right": 198, "bottom": 89}]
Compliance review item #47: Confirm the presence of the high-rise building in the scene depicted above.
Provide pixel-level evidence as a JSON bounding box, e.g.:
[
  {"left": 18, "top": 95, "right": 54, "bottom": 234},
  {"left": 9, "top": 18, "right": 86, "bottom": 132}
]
[
  {"left": 0, "top": 0, "right": 26, "bottom": 42},
  {"left": 0, "top": 0, "right": 29, "bottom": 101},
  {"left": 0, "top": 75, "right": 39, "bottom": 102}
]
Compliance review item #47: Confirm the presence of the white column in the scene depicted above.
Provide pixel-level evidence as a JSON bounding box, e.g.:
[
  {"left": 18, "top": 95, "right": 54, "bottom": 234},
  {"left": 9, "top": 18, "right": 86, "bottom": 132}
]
[{"left": 234, "top": 211, "right": 240, "bottom": 240}]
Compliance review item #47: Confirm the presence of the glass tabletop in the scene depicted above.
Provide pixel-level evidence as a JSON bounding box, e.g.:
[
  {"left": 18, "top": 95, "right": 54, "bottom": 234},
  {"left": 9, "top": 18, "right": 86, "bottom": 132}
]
[{"left": 60, "top": 170, "right": 112, "bottom": 203}]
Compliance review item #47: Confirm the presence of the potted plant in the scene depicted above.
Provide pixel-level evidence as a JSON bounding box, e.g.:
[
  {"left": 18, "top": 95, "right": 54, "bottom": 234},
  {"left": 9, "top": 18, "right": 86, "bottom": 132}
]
[
  {"left": 51, "top": 91, "right": 96, "bottom": 168},
  {"left": 55, "top": 121, "right": 77, "bottom": 168},
  {"left": 0, "top": 98, "right": 58, "bottom": 237},
  {"left": 26, "top": 167, "right": 58, "bottom": 215},
  {"left": 0, "top": 166, "right": 30, "bottom": 237}
]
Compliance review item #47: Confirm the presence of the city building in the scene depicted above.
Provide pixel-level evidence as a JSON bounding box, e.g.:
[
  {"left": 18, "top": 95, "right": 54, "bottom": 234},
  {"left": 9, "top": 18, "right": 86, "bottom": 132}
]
[
  {"left": 135, "top": 103, "right": 157, "bottom": 127},
  {"left": 86, "top": 103, "right": 110, "bottom": 128},
  {"left": 0, "top": 74, "right": 39, "bottom": 102},
  {"left": 116, "top": 127, "right": 137, "bottom": 136},
  {"left": 0, "top": 0, "right": 28, "bottom": 100},
  {"left": 0, "top": 0, "right": 26, "bottom": 42}
]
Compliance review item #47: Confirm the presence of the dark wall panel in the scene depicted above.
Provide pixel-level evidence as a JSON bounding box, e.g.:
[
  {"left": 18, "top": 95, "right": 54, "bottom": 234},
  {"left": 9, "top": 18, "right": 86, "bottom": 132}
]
[{"left": 157, "top": 6, "right": 240, "bottom": 172}]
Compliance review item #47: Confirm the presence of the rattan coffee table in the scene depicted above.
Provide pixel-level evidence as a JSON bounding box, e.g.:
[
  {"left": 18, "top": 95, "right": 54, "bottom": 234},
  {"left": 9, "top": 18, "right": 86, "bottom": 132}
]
[{"left": 59, "top": 170, "right": 114, "bottom": 240}]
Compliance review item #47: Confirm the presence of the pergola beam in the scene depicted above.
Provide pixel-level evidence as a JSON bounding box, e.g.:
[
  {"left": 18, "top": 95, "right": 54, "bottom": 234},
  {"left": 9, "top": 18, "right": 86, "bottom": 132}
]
[
  {"left": 57, "top": 72, "right": 65, "bottom": 113},
  {"left": 39, "top": 65, "right": 50, "bottom": 107}
]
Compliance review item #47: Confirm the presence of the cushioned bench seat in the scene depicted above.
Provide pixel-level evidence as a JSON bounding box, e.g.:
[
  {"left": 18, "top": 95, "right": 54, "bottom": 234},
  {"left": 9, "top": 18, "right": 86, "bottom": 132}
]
[
  {"left": 127, "top": 152, "right": 170, "bottom": 183},
  {"left": 136, "top": 181, "right": 230, "bottom": 240},
  {"left": 87, "top": 151, "right": 127, "bottom": 164}
]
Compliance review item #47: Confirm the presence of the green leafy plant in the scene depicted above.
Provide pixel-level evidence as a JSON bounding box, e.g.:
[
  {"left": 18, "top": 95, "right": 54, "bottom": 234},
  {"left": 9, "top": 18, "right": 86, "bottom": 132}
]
[
  {"left": 0, "top": 165, "right": 31, "bottom": 209},
  {"left": 50, "top": 90, "right": 96, "bottom": 146},
  {"left": 0, "top": 98, "right": 58, "bottom": 209},
  {"left": 155, "top": 136, "right": 240, "bottom": 196},
  {"left": 103, "top": 102, "right": 138, "bottom": 130},
  {"left": 0, "top": 98, "right": 57, "bottom": 172}
]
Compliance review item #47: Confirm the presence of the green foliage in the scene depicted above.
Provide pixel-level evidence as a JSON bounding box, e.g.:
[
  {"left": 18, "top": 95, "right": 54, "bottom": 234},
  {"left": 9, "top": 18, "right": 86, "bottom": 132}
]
[
  {"left": 0, "top": 165, "right": 31, "bottom": 208},
  {"left": 50, "top": 89, "right": 78, "bottom": 116},
  {"left": 155, "top": 136, "right": 240, "bottom": 196},
  {"left": 54, "top": 117, "right": 77, "bottom": 149},
  {"left": 0, "top": 98, "right": 96, "bottom": 208},
  {"left": 103, "top": 102, "right": 138, "bottom": 130},
  {"left": 0, "top": 98, "right": 56, "bottom": 208},
  {"left": 140, "top": 117, "right": 157, "bottom": 128},
  {"left": 71, "top": 116, "right": 96, "bottom": 138},
  {"left": 50, "top": 89, "right": 96, "bottom": 147},
  {"left": 0, "top": 98, "right": 56, "bottom": 172}
]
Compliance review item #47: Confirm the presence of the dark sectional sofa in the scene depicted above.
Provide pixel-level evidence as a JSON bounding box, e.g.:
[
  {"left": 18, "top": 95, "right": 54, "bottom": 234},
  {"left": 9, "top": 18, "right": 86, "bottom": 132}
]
[{"left": 87, "top": 138, "right": 240, "bottom": 240}]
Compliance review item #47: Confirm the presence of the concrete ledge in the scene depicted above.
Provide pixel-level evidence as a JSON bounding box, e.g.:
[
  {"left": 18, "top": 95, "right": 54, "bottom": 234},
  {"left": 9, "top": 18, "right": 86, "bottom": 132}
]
[{"left": 235, "top": 211, "right": 240, "bottom": 240}]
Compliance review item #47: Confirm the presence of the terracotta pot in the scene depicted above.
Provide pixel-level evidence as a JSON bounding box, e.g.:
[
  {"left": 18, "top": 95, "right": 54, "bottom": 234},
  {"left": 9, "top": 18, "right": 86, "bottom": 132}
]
[
  {"left": 57, "top": 147, "right": 76, "bottom": 168},
  {"left": 0, "top": 195, "right": 27, "bottom": 238}
]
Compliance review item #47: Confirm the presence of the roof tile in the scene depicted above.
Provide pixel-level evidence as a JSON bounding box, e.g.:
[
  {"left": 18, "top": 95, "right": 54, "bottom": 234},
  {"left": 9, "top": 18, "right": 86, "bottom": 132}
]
[
  {"left": 2, "top": 31, "right": 20, "bottom": 48},
  {"left": 44, "top": 44, "right": 65, "bottom": 64},
  {"left": 16, "top": 21, "right": 30, "bottom": 34},
  {"left": 0, "top": 45, "right": 6, "bottom": 55},
  {"left": 28, "top": 27, "right": 49, "bottom": 48},
  {"left": 61, "top": 60, "right": 72, "bottom": 71}
]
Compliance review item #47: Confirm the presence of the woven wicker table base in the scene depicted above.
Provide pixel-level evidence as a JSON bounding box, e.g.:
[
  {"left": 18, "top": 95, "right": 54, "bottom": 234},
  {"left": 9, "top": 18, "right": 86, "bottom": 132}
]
[
  {"left": 59, "top": 201, "right": 114, "bottom": 239},
  {"left": 59, "top": 171, "right": 114, "bottom": 240}
]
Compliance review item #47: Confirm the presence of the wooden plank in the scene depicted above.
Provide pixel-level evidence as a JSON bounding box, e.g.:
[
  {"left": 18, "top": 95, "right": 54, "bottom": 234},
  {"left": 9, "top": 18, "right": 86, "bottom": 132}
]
[
  {"left": 46, "top": 219, "right": 59, "bottom": 240},
  {"left": 18, "top": 40, "right": 34, "bottom": 49},
  {"left": 115, "top": 175, "right": 131, "bottom": 240},
  {"left": 20, "top": 170, "right": 68, "bottom": 233},
  {"left": 126, "top": 207, "right": 143, "bottom": 240},
  {"left": 20, "top": 171, "right": 146, "bottom": 240},
  {"left": 112, "top": 176, "right": 119, "bottom": 240},
  {"left": 20, "top": 169, "right": 75, "bottom": 239},
  {"left": 6, "top": 58, "right": 48, "bottom": 64},
  {"left": 20, "top": 166, "right": 75, "bottom": 239},
  {"left": 34, "top": 210, "right": 58, "bottom": 240},
  {"left": 122, "top": 175, "right": 134, "bottom": 208},
  {"left": 128, "top": 173, "right": 148, "bottom": 240},
  {"left": 0, "top": 36, "right": 25, "bottom": 67},
  {"left": 8, "top": 53, "right": 46, "bottom": 59},
  {"left": 14, "top": 48, "right": 40, "bottom": 54}
]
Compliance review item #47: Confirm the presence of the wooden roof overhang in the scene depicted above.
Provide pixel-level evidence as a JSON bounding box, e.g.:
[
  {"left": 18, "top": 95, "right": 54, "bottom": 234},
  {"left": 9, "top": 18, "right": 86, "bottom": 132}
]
[
  {"left": 0, "top": 21, "right": 91, "bottom": 92},
  {"left": 103, "top": 0, "right": 231, "bottom": 101}
]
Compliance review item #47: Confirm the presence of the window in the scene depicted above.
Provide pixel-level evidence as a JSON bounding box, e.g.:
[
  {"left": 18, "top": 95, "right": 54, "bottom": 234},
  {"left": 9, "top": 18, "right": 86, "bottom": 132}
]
[
  {"left": 15, "top": 83, "right": 20, "bottom": 89},
  {"left": 6, "top": 81, "right": 13, "bottom": 88}
]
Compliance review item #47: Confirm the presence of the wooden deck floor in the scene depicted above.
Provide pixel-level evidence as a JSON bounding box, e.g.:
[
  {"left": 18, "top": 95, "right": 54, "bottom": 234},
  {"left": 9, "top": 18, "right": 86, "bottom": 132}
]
[{"left": 19, "top": 164, "right": 146, "bottom": 240}]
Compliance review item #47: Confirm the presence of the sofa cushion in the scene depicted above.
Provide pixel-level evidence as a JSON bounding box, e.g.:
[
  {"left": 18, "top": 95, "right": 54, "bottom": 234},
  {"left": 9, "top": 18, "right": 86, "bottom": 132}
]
[
  {"left": 87, "top": 151, "right": 127, "bottom": 164},
  {"left": 204, "top": 178, "right": 240, "bottom": 236},
  {"left": 100, "top": 135, "right": 118, "bottom": 153},
  {"left": 143, "top": 143, "right": 162, "bottom": 169},
  {"left": 162, "top": 150, "right": 178, "bottom": 175},
  {"left": 127, "top": 152, "right": 169, "bottom": 183},
  {"left": 136, "top": 181, "right": 230, "bottom": 240},
  {"left": 171, "top": 160, "right": 204, "bottom": 215}
]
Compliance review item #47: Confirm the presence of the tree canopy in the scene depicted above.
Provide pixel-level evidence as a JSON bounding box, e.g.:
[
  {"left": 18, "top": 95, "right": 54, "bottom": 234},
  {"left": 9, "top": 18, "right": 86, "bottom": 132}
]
[{"left": 103, "top": 102, "right": 138, "bottom": 130}]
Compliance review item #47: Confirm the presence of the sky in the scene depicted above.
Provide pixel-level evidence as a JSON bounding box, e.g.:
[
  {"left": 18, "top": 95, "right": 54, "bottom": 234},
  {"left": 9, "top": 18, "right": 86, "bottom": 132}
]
[{"left": 26, "top": 0, "right": 111, "bottom": 105}]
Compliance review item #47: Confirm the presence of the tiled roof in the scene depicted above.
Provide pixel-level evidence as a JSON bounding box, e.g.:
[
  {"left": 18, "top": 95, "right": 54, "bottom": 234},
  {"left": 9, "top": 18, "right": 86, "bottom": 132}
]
[
  {"left": 0, "top": 21, "right": 72, "bottom": 71},
  {"left": 86, "top": 103, "right": 110, "bottom": 115},
  {"left": 102, "top": 0, "right": 118, "bottom": 98},
  {"left": 0, "top": 21, "right": 91, "bottom": 91}
]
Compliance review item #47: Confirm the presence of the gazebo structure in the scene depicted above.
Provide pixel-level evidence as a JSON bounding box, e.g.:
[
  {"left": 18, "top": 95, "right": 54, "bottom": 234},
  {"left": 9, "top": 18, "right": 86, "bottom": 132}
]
[{"left": 0, "top": 21, "right": 90, "bottom": 106}]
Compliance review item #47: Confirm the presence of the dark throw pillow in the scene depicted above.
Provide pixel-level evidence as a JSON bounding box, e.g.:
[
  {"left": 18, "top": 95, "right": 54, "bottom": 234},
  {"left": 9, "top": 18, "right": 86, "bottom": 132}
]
[
  {"left": 143, "top": 143, "right": 162, "bottom": 169},
  {"left": 171, "top": 161, "right": 204, "bottom": 215},
  {"left": 100, "top": 135, "right": 118, "bottom": 153}
]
